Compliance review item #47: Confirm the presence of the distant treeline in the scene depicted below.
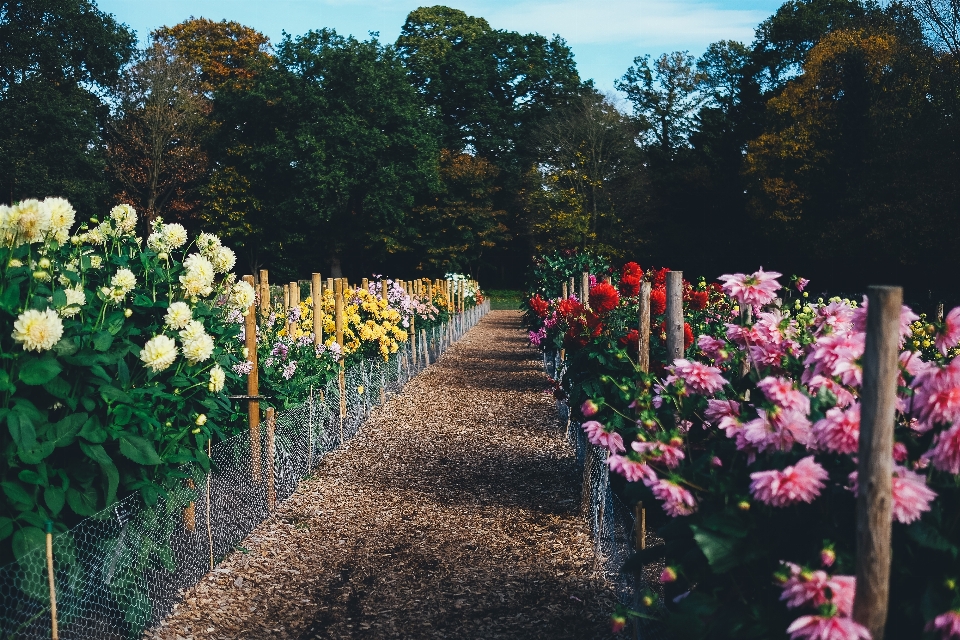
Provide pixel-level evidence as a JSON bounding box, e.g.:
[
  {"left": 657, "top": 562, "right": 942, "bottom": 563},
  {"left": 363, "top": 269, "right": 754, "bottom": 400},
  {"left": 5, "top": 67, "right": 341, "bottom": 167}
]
[{"left": 2, "top": 1, "right": 960, "bottom": 304}]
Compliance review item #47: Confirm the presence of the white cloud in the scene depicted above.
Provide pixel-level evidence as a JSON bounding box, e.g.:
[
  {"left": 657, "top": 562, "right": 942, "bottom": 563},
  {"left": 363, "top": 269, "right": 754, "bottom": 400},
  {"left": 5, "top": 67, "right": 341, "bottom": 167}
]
[{"left": 459, "top": 0, "right": 765, "bottom": 48}]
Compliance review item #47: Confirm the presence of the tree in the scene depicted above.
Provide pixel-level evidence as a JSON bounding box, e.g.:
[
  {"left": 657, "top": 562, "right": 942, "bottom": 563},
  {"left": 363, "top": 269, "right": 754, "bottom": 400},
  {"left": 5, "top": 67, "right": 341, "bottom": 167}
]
[
  {"left": 105, "top": 42, "right": 209, "bottom": 228},
  {"left": 411, "top": 149, "right": 508, "bottom": 275},
  {"left": 212, "top": 29, "right": 439, "bottom": 278},
  {"left": 903, "top": 0, "right": 960, "bottom": 54},
  {"left": 0, "top": 0, "right": 135, "bottom": 212},
  {"left": 616, "top": 52, "right": 704, "bottom": 155}
]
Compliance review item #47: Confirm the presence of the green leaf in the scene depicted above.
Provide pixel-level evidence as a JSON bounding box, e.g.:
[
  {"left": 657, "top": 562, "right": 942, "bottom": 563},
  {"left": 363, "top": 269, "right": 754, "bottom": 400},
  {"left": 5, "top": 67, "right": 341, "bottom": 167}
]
[
  {"left": 54, "top": 338, "right": 79, "bottom": 356},
  {"left": 0, "top": 280, "right": 20, "bottom": 311},
  {"left": 66, "top": 485, "right": 99, "bottom": 516},
  {"left": 43, "top": 375, "right": 71, "bottom": 399},
  {"left": 0, "top": 517, "right": 13, "bottom": 541},
  {"left": 79, "top": 441, "right": 119, "bottom": 506},
  {"left": 0, "top": 370, "right": 14, "bottom": 393},
  {"left": 12, "top": 526, "right": 45, "bottom": 562},
  {"left": 79, "top": 415, "right": 107, "bottom": 443},
  {"left": 7, "top": 411, "right": 38, "bottom": 450},
  {"left": 51, "top": 289, "right": 67, "bottom": 308},
  {"left": 19, "top": 356, "right": 63, "bottom": 385},
  {"left": 691, "top": 524, "right": 743, "bottom": 574},
  {"left": 1, "top": 481, "right": 34, "bottom": 510},
  {"left": 119, "top": 435, "right": 163, "bottom": 465},
  {"left": 17, "top": 470, "right": 46, "bottom": 486},
  {"left": 117, "top": 357, "right": 130, "bottom": 386},
  {"left": 100, "top": 385, "right": 133, "bottom": 404},
  {"left": 133, "top": 293, "right": 153, "bottom": 307},
  {"left": 44, "top": 486, "right": 65, "bottom": 516},
  {"left": 19, "top": 440, "right": 55, "bottom": 464},
  {"left": 51, "top": 412, "right": 88, "bottom": 447},
  {"left": 907, "top": 520, "right": 958, "bottom": 558},
  {"left": 93, "top": 331, "right": 114, "bottom": 352}
]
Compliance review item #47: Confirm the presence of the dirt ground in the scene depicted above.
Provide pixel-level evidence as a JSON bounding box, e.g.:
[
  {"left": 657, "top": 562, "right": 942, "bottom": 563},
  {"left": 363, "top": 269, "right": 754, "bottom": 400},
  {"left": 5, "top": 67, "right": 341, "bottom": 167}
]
[{"left": 148, "top": 311, "right": 619, "bottom": 640}]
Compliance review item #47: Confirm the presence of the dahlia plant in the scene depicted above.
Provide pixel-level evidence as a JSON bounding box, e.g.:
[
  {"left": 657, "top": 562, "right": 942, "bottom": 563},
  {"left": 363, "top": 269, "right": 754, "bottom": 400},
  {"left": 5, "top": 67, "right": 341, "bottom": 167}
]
[
  {"left": 0, "top": 198, "right": 250, "bottom": 570},
  {"left": 566, "top": 266, "right": 960, "bottom": 638}
]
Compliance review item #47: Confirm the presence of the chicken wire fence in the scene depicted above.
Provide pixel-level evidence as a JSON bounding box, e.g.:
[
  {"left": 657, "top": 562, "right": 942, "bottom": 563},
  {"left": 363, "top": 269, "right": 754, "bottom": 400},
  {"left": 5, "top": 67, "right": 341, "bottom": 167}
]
[
  {"left": 545, "top": 349, "right": 669, "bottom": 640},
  {"left": 0, "top": 301, "right": 489, "bottom": 640}
]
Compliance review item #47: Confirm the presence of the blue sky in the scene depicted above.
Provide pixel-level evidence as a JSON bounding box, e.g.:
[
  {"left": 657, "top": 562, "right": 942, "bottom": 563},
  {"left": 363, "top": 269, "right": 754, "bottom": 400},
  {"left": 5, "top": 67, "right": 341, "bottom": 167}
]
[{"left": 96, "top": 0, "right": 786, "bottom": 94}]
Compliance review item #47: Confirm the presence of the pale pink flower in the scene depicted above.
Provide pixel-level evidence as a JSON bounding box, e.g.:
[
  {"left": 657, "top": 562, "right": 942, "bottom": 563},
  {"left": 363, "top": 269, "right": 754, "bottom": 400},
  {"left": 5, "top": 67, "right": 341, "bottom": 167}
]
[
  {"left": 758, "top": 376, "right": 811, "bottom": 415},
  {"left": 698, "top": 334, "right": 728, "bottom": 363},
  {"left": 669, "top": 359, "right": 728, "bottom": 395},
  {"left": 891, "top": 465, "right": 936, "bottom": 524},
  {"left": 607, "top": 454, "right": 656, "bottom": 483},
  {"left": 851, "top": 296, "right": 919, "bottom": 343},
  {"left": 649, "top": 478, "right": 697, "bottom": 517},
  {"left": 936, "top": 309, "right": 960, "bottom": 356},
  {"left": 812, "top": 404, "right": 860, "bottom": 455},
  {"left": 632, "top": 439, "right": 685, "bottom": 468},
  {"left": 780, "top": 563, "right": 856, "bottom": 615},
  {"left": 705, "top": 399, "right": 740, "bottom": 423},
  {"left": 812, "top": 301, "right": 856, "bottom": 336},
  {"left": 787, "top": 615, "right": 870, "bottom": 640},
  {"left": 742, "top": 408, "right": 812, "bottom": 453},
  {"left": 828, "top": 575, "right": 856, "bottom": 617},
  {"left": 582, "top": 421, "right": 625, "bottom": 453},
  {"left": 926, "top": 610, "right": 960, "bottom": 639},
  {"left": 912, "top": 359, "right": 960, "bottom": 431},
  {"left": 925, "top": 422, "right": 960, "bottom": 474},
  {"left": 718, "top": 268, "right": 782, "bottom": 307},
  {"left": 804, "top": 332, "right": 865, "bottom": 388},
  {"left": 805, "top": 375, "right": 857, "bottom": 408},
  {"left": 750, "top": 456, "right": 828, "bottom": 507},
  {"left": 900, "top": 349, "right": 934, "bottom": 379}
]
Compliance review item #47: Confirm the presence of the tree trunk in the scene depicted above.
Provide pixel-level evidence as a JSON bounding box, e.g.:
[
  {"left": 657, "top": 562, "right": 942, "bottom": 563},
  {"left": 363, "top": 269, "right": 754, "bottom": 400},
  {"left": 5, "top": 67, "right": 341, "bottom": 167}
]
[{"left": 329, "top": 255, "right": 343, "bottom": 278}]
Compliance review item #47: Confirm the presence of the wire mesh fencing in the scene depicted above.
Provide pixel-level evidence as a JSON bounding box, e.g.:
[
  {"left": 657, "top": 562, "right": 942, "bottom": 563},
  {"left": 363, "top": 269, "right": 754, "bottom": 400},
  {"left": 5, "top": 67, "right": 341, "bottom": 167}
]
[
  {"left": 0, "top": 301, "right": 490, "bottom": 640},
  {"left": 545, "top": 349, "right": 669, "bottom": 640}
]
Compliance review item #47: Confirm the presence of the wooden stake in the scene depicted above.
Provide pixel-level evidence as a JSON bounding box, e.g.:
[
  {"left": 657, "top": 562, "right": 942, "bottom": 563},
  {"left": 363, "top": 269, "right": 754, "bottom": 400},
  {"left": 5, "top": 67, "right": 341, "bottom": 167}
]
[
  {"left": 665, "top": 271, "right": 684, "bottom": 363},
  {"left": 45, "top": 521, "right": 58, "bottom": 640},
  {"left": 286, "top": 283, "right": 296, "bottom": 336},
  {"left": 382, "top": 278, "right": 389, "bottom": 302},
  {"left": 243, "top": 275, "right": 261, "bottom": 483},
  {"left": 634, "top": 502, "right": 646, "bottom": 550},
  {"left": 562, "top": 282, "right": 568, "bottom": 299},
  {"left": 362, "top": 277, "right": 369, "bottom": 292},
  {"left": 569, "top": 277, "right": 576, "bottom": 300},
  {"left": 639, "top": 281, "right": 651, "bottom": 373},
  {"left": 265, "top": 407, "right": 276, "bottom": 511},
  {"left": 326, "top": 277, "right": 334, "bottom": 293},
  {"left": 312, "top": 273, "right": 323, "bottom": 347},
  {"left": 853, "top": 285, "right": 901, "bottom": 640},
  {"left": 334, "top": 279, "right": 345, "bottom": 347},
  {"left": 259, "top": 269, "right": 270, "bottom": 319},
  {"left": 581, "top": 272, "right": 590, "bottom": 309}
]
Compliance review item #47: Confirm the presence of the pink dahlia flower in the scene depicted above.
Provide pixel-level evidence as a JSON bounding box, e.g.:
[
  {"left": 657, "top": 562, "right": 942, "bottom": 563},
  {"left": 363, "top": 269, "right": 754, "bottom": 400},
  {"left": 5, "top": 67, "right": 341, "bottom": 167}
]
[
  {"left": 939, "top": 307, "right": 960, "bottom": 355},
  {"left": 804, "top": 331, "right": 865, "bottom": 388},
  {"left": 632, "top": 439, "right": 685, "bottom": 468},
  {"left": 812, "top": 404, "right": 860, "bottom": 455},
  {"left": 893, "top": 441, "right": 908, "bottom": 462},
  {"left": 742, "top": 408, "right": 812, "bottom": 453},
  {"left": 649, "top": 478, "right": 697, "bottom": 517},
  {"left": 697, "top": 334, "right": 728, "bottom": 363},
  {"left": 925, "top": 422, "right": 960, "bottom": 474},
  {"left": 851, "top": 296, "right": 919, "bottom": 343},
  {"left": 805, "top": 375, "right": 857, "bottom": 409},
  {"left": 668, "top": 359, "right": 728, "bottom": 395},
  {"left": 786, "top": 615, "right": 870, "bottom": 640},
  {"left": 758, "top": 376, "right": 811, "bottom": 415},
  {"left": 750, "top": 456, "right": 828, "bottom": 507},
  {"left": 912, "top": 359, "right": 960, "bottom": 431},
  {"left": 581, "top": 398, "right": 600, "bottom": 417},
  {"left": 718, "top": 268, "right": 783, "bottom": 308},
  {"left": 779, "top": 563, "right": 855, "bottom": 615},
  {"left": 926, "top": 610, "right": 960, "bottom": 639},
  {"left": 582, "top": 421, "right": 626, "bottom": 454},
  {"left": 607, "top": 454, "right": 656, "bottom": 483},
  {"left": 812, "top": 301, "right": 856, "bottom": 336},
  {"left": 891, "top": 465, "right": 937, "bottom": 524},
  {"left": 705, "top": 399, "right": 740, "bottom": 424}
]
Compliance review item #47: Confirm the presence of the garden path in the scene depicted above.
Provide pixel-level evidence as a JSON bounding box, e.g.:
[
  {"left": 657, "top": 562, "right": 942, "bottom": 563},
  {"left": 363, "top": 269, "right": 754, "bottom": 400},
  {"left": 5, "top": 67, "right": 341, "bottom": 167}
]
[{"left": 147, "top": 311, "right": 617, "bottom": 640}]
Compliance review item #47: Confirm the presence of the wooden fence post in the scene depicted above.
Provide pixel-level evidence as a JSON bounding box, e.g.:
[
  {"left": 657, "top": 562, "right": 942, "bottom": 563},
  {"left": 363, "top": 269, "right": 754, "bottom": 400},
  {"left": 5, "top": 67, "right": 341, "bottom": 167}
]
[
  {"left": 45, "top": 521, "right": 58, "bottom": 640},
  {"left": 265, "top": 407, "right": 276, "bottom": 511},
  {"left": 853, "top": 285, "right": 901, "bottom": 640},
  {"left": 312, "top": 273, "right": 322, "bottom": 347},
  {"left": 639, "top": 281, "right": 651, "bottom": 373},
  {"left": 665, "top": 271, "right": 684, "bottom": 363},
  {"left": 562, "top": 282, "right": 568, "bottom": 299},
  {"left": 362, "top": 277, "right": 369, "bottom": 292},
  {"left": 569, "top": 277, "right": 576, "bottom": 300},
  {"left": 582, "top": 272, "right": 590, "bottom": 309},
  {"left": 382, "top": 278, "right": 389, "bottom": 302},
  {"left": 243, "top": 275, "right": 261, "bottom": 483},
  {"left": 259, "top": 269, "right": 270, "bottom": 319}
]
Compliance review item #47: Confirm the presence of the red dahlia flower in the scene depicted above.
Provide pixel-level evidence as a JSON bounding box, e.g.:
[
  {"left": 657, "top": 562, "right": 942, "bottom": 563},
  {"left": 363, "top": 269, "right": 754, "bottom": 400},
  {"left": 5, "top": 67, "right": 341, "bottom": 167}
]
[
  {"left": 619, "top": 273, "right": 641, "bottom": 297},
  {"left": 558, "top": 298, "right": 584, "bottom": 320},
  {"left": 529, "top": 294, "right": 549, "bottom": 318},
  {"left": 650, "top": 287, "right": 667, "bottom": 315},
  {"left": 686, "top": 290, "right": 709, "bottom": 311},
  {"left": 622, "top": 261, "right": 642, "bottom": 277},
  {"left": 589, "top": 282, "right": 620, "bottom": 313}
]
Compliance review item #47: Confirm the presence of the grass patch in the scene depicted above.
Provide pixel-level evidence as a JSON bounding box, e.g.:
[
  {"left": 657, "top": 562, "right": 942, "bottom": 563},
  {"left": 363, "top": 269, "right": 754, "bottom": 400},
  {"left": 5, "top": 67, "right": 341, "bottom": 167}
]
[{"left": 486, "top": 289, "right": 523, "bottom": 311}]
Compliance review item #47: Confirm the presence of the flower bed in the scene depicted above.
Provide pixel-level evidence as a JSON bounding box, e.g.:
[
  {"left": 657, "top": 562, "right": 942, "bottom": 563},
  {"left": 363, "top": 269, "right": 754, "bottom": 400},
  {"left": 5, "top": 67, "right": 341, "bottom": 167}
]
[{"left": 525, "top": 258, "right": 960, "bottom": 639}]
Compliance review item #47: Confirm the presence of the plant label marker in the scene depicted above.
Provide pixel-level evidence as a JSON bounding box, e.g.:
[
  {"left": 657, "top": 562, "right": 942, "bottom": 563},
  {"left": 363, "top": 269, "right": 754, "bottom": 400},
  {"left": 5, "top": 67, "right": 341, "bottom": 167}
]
[{"left": 853, "top": 285, "right": 901, "bottom": 640}]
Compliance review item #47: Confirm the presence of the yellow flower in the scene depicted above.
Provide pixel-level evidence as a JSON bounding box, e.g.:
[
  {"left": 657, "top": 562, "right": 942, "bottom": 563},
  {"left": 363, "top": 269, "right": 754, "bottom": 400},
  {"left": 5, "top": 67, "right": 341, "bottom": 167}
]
[
  {"left": 141, "top": 335, "right": 178, "bottom": 372},
  {"left": 12, "top": 308, "right": 63, "bottom": 352}
]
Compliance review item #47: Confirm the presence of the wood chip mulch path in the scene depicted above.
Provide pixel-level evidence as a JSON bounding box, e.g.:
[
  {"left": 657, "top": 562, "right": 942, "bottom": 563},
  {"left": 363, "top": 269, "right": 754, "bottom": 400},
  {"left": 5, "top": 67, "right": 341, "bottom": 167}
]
[{"left": 148, "top": 310, "right": 619, "bottom": 639}]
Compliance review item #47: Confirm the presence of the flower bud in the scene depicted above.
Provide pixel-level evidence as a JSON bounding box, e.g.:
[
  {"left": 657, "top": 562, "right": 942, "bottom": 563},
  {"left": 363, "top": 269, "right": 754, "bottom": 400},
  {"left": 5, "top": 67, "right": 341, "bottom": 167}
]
[
  {"left": 242, "top": 347, "right": 249, "bottom": 358},
  {"left": 738, "top": 500, "right": 751, "bottom": 512},
  {"left": 191, "top": 427, "right": 201, "bottom": 434},
  {"left": 38, "top": 258, "right": 51, "bottom": 270},
  {"left": 610, "top": 614, "right": 627, "bottom": 634},
  {"left": 641, "top": 595, "right": 654, "bottom": 607},
  {"left": 195, "top": 414, "right": 207, "bottom": 426},
  {"left": 711, "top": 456, "right": 723, "bottom": 468},
  {"left": 124, "top": 308, "right": 133, "bottom": 318},
  {"left": 581, "top": 399, "right": 600, "bottom": 417},
  {"left": 893, "top": 441, "right": 908, "bottom": 463},
  {"left": 659, "top": 567, "right": 677, "bottom": 583},
  {"left": 821, "top": 548, "right": 836, "bottom": 568},
  {"left": 946, "top": 579, "right": 957, "bottom": 591},
  {"left": 157, "top": 252, "right": 168, "bottom": 261}
]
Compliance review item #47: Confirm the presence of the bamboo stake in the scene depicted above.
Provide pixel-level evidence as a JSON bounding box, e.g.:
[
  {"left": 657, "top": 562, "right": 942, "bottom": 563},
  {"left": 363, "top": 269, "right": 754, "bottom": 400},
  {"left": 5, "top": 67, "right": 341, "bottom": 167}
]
[
  {"left": 326, "top": 277, "right": 334, "bottom": 293},
  {"left": 265, "top": 407, "right": 276, "bottom": 511},
  {"left": 45, "top": 521, "right": 58, "bottom": 640},
  {"left": 562, "top": 282, "right": 568, "bottom": 299},
  {"left": 853, "top": 285, "right": 901, "bottom": 640},
  {"left": 243, "top": 275, "right": 261, "bottom": 483},
  {"left": 312, "top": 273, "right": 323, "bottom": 347},
  {"left": 665, "top": 271, "right": 684, "bottom": 363},
  {"left": 206, "top": 439, "right": 213, "bottom": 570},
  {"left": 259, "top": 269, "right": 270, "bottom": 319},
  {"left": 569, "top": 277, "right": 576, "bottom": 300},
  {"left": 639, "top": 281, "right": 651, "bottom": 373}
]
